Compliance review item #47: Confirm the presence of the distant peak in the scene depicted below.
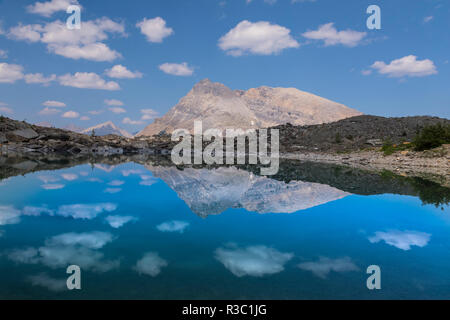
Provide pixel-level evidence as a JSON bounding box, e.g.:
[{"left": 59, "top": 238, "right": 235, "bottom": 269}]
[{"left": 192, "top": 79, "right": 233, "bottom": 97}]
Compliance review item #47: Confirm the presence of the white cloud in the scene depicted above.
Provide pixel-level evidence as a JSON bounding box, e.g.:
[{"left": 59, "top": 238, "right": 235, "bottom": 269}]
[
  {"left": 59, "top": 72, "right": 120, "bottom": 90},
  {"left": 159, "top": 62, "right": 194, "bottom": 76},
  {"left": 136, "top": 17, "right": 173, "bottom": 43},
  {"left": 43, "top": 100, "right": 66, "bottom": 107},
  {"left": 41, "top": 184, "right": 65, "bottom": 190},
  {"left": 0, "top": 106, "right": 13, "bottom": 114},
  {"left": 27, "top": 0, "right": 80, "bottom": 17},
  {"left": 104, "top": 99, "right": 123, "bottom": 106},
  {"left": 105, "top": 215, "right": 136, "bottom": 229},
  {"left": 109, "top": 107, "right": 126, "bottom": 114},
  {"left": 8, "top": 18, "right": 124, "bottom": 62},
  {"left": 105, "top": 65, "right": 143, "bottom": 79},
  {"left": 50, "top": 42, "right": 121, "bottom": 62},
  {"left": 56, "top": 203, "right": 117, "bottom": 220},
  {"left": 108, "top": 180, "right": 125, "bottom": 186},
  {"left": 80, "top": 116, "right": 90, "bottom": 121},
  {"left": 104, "top": 188, "right": 122, "bottom": 194},
  {"left": 39, "top": 107, "right": 61, "bottom": 115},
  {"left": 8, "top": 231, "right": 119, "bottom": 273},
  {"left": 38, "top": 175, "right": 60, "bottom": 183},
  {"left": 0, "top": 49, "right": 8, "bottom": 58},
  {"left": 28, "top": 273, "right": 67, "bottom": 292},
  {"left": 61, "top": 173, "right": 78, "bottom": 181},
  {"left": 156, "top": 220, "right": 189, "bottom": 233},
  {"left": 141, "top": 109, "right": 159, "bottom": 120},
  {"left": 215, "top": 245, "right": 293, "bottom": 277},
  {"left": 8, "top": 24, "right": 42, "bottom": 42},
  {"left": 370, "top": 55, "right": 438, "bottom": 78},
  {"left": 0, "top": 206, "right": 22, "bottom": 226},
  {"left": 424, "top": 16, "right": 433, "bottom": 23},
  {"left": 48, "top": 231, "right": 114, "bottom": 249},
  {"left": 218, "top": 20, "right": 299, "bottom": 56},
  {"left": 134, "top": 252, "right": 168, "bottom": 277},
  {"left": 62, "top": 110, "right": 79, "bottom": 118},
  {"left": 302, "top": 23, "right": 367, "bottom": 47},
  {"left": 298, "top": 257, "right": 359, "bottom": 279},
  {"left": 0, "top": 63, "right": 24, "bottom": 83},
  {"left": 369, "top": 230, "right": 431, "bottom": 251},
  {"left": 361, "top": 69, "right": 372, "bottom": 76},
  {"left": 24, "top": 73, "right": 56, "bottom": 85},
  {"left": 122, "top": 117, "right": 144, "bottom": 125}
]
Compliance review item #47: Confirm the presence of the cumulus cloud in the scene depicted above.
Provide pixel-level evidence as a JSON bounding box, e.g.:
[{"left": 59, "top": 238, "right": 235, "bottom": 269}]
[
  {"left": 424, "top": 16, "right": 433, "bottom": 23},
  {"left": 43, "top": 100, "right": 66, "bottom": 107},
  {"left": 104, "top": 99, "right": 123, "bottom": 106},
  {"left": 8, "top": 231, "right": 119, "bottom": 272},
  {"left": 61, "top": 173, "right": 78, "bottom": 181},
  {"left": 302, "top": 23, "right": 367, "bottom": 47},
  {"left": 8, "top": 24, "right": 43, "bottom": 42},
  {"left": 104, "top": 188, "right": 122, "bottom": 194},
  {"left": 56, "top": 203, "right": 117, "bottom": 220},
  {"left": 136, "top": 17, "right": 173, "bottom": 43},
  {"left": 370, "top": 55, "right": 437, "bottom": 78},
  {"left": 159, "top": 62, "right": 194, "bottom": 76},
  {"left": 39, "top": 107, "right": 61, "bottom": 115},
  {"left": 218, "top": 20, "right": 299, "bottom": 56},
  {"left": 105, "top": 65, "right": 143, "bottom": 79},
  {"left": 48, "top": 231, "right": 114, "bottom": 249},
  {"left": 59, "top": 72, "right": 120, "bottom": 90},
  {"left": 0, "top": 206, "right": 22, "bottom": 226},
  {"left": 109, "top": 107, "right": 126, "bottom": 114},
  {"left": 62, "top": 110, "right": 79, "bottom": 118},
  {"left": 122, "top": 117, "right": 144, "bottom": 125},
  {"left": 28, "top": 273, "right": 67, "bottom": 292},
  {"left": 0, "top": 49, "right": 8, "bottom": 58},
  {"left": 121, "top": 169, "right": 143, "bottom": 177},
  {"left": 8, "top": 18, "right": 124, "bottom": 62},
  {"left": 0, "top": 63, "right": 24, "bottom": 83},
  {"left": 24, "top": 73, "right": 56, "bottom": 85},
  {"left": 0, "top": 106, "right": 13, "bottom": 114},
  {"left": 156, "top": 220, "right": 189, "bottom": 233},
  {"left": 27, "top": 0, "right": 80, "bottom": 17},
  {"left": 215, "top": 245, "right": 293, "bottom": 277},
  {"left": 105, "top": 215, "right": 137, "bottom": 228},
  {"left": 134, "top": 252, "right": 168, "bottom": 277},
  {"left": 140, "top": 109, "right": 159, "bottom": 121},
  {"left": 41, "top": 184, "right": 65, "bottom": 190},
  {"left": 80, "top": 116, "right": 90, "bottom": 121},
  {"left": 298, "top": 257, "right": 359, "bottom": 279},
  {"left": 108, "top": 180, "right": 125, "bottom": 187},
  {"left": 368, "top": 230, "right": 431, "bottom": 251}
]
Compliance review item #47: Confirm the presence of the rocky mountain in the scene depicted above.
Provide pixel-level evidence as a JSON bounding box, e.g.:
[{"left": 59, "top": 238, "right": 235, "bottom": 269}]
[
  {"left": 146, "top": 165, "right": 350, "bottom": 217},
  {"left": 82, "top": 121, "right": 132, "bottom": 138},
  {"left": 63, "top": 124, "right": 84, "bottom": 133},
  {"left": 137, "top": 79, "right": 362, "bottom": 136}
]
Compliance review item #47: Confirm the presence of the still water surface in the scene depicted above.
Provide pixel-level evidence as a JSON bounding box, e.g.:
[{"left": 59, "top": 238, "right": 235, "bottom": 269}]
[{"left": 0, "top": 158, "right": 449, "bottom": 299}]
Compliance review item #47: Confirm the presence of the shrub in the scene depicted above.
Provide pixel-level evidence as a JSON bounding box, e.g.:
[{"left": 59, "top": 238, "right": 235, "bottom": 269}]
[
  {"left": 381, "top": 139, "right": 395, "bottom": 156},
  {"left": 335, "top": 132, "right": 342, "bottom": 144},
  {"left": 413, "top": 123, "right": 450, "bottom": 151}
]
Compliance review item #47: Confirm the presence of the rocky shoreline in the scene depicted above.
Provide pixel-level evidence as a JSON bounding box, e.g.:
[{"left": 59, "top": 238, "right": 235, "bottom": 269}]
[
  {"left": 1, "top": 116, "right": 449, "bottom": 186},
  {"left": 282, "top": 145, "right": 450, "bottom": 187}
]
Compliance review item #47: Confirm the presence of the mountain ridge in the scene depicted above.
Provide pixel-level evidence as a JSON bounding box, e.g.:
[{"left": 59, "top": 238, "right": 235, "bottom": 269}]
[
  {"left": 82, "top": 121, "right": 132, "bottom": 138},
  {"left": 137, "top": 79, "right": 363, "bottom": 136}
]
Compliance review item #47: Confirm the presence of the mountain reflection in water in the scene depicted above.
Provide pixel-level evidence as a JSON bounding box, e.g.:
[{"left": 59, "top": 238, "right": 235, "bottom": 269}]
[{"left": 0, "top": 155, "right": 449, "bottom": 299}]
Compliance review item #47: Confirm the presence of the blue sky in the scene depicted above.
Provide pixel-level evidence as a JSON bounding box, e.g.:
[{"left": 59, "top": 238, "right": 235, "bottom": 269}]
[{"left": 0, "top": 0, "right": 448, "bottom": 132}]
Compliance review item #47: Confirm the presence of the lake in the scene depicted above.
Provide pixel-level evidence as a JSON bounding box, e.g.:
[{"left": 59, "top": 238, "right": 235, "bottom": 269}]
[{"left": 0, "top": 156, "right": 449, "bottom": 299}]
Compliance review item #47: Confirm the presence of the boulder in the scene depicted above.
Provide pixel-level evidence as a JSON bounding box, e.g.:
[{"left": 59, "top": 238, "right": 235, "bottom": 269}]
[
  {"left": 0, "top": 133, "right": 7, "bottom": 143},
  {"left": 11, "top": 128, "right": 39, "bottom": 140}
]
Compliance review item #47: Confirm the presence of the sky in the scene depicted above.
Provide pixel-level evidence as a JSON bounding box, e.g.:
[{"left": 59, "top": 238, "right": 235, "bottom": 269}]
[{"left": 0, "top": 0, "right": 448, "bottom": 133}]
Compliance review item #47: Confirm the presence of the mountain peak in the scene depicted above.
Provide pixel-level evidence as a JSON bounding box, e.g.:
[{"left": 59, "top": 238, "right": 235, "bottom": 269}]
[
  {"left": 82, "top": 121, "right": 132, "bottom": 138},
  {"left": 137, "top": 80, "right": 362, "bottom": 137}
]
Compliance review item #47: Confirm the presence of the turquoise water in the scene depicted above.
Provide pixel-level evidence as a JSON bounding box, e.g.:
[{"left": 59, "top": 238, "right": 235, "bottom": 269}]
[{"left": 0, "top": 160, "right": 449, "bottom": 299}]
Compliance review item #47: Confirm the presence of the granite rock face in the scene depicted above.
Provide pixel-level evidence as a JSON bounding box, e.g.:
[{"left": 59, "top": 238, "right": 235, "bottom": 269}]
[{"left": 137, "top": 79, "right": 362, "bottom": 136}]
